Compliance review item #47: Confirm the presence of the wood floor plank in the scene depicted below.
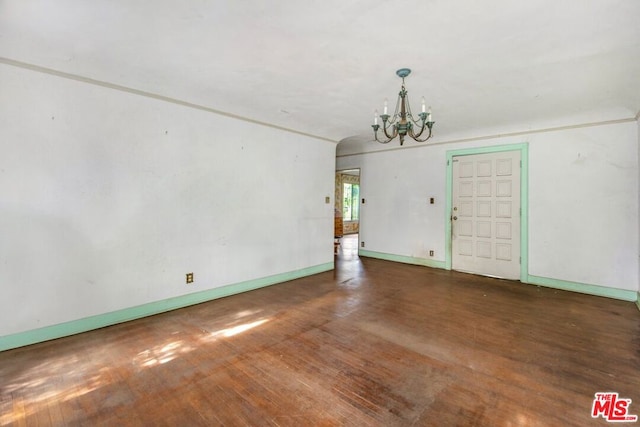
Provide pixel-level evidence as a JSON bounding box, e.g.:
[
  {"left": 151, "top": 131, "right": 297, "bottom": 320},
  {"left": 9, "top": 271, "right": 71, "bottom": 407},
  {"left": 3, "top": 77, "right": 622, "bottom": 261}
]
[
  {"left": 1, "top": 240, "right": 638, "bottom": 426},
  {"left": 45, "top": 398, "right": 64, "bottom": 427}
]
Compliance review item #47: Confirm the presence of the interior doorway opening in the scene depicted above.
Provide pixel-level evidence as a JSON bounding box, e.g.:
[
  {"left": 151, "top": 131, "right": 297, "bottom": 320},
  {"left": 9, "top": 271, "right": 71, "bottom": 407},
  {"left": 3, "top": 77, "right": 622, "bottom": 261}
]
[
  {"left": 337, "top": 233, "right": 359, "bottom": 259},
  {"left": 334, "top": 168, "right": 361, "bottom": 255}
]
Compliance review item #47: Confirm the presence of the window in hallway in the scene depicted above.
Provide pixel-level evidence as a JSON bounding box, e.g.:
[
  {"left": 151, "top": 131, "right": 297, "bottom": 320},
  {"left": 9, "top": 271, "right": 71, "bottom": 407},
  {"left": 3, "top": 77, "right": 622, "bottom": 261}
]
[{"left": 342, "top": 183, "right": 359, "bottom": 221}]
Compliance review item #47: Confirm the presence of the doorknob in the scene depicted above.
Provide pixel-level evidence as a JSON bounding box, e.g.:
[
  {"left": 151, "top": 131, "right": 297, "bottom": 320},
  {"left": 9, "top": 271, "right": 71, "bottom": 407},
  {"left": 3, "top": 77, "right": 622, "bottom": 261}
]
[{"left": 452, "top": 216, "right": 457, "bottom": 220}]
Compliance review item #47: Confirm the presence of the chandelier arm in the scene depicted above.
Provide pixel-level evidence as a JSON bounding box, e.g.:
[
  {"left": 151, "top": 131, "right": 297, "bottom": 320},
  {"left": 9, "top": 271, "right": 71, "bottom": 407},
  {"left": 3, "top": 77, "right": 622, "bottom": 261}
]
[
  {"left": 374, "top": 134, "right": 393, "bottom": 144},
  {"left": 408, "top": 119, "right": 427, "bottom": 139},
  {"left": 409, "top": 125, "right": 433, "bottom": 142},
  {"left": 382, "top": 121, "right": 398, "bottom": 140},
  {"left": 407, "top": 123, "right": 420, "bottom": 139},
  {"left": 373, "top": 128, "right": 394, "bottom": 144}
]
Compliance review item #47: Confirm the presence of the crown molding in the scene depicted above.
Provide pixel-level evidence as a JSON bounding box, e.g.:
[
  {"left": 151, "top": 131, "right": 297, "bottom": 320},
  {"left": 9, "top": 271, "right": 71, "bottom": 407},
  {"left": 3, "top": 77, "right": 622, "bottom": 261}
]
[{"left": 0, "top": 57, "right": 339, "bottom": 144}]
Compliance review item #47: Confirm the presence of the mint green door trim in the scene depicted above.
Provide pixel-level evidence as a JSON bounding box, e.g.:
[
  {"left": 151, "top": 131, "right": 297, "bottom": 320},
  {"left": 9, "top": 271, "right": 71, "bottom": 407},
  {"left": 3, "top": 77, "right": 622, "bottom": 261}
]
[
  {"left": 0, "top": 262, "right": 334, "bottom": 353},
  {"left": 445, "top": 143, "right": 529, "bottom": 282}
]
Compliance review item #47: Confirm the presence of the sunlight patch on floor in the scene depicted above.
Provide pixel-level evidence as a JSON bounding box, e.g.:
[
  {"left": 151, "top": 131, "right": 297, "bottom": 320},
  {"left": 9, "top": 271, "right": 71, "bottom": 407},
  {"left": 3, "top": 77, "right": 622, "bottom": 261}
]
[
  {"left": 1, "top": 335, "right": 200, "bottom": 424},
  {"left": 1, "top": 312, "right": 273, "bottom": 424},
  {"left": 133, "top": 339, "right": 194, "bottom": 368},
  {"left": 0, "top": 356, "right": 113, "bottom": 425},
  {"left": 234, "top": 309, "right": 263, "bottom": 319},
  {"left": 211, "top": 318, "right": 270, "bottom": 338}
]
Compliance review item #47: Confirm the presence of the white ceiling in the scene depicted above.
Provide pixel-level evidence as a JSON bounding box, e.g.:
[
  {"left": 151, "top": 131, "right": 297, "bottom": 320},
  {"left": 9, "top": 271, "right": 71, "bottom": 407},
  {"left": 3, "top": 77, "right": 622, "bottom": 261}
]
[{"left": 1, "top": 0, "right": 639, "bottom": 148}]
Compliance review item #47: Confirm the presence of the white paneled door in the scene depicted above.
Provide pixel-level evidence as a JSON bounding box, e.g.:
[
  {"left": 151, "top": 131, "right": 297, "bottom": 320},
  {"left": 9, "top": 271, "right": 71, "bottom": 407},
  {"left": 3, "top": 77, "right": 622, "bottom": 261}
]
[{"left": 451, "top": 151, "right": 521, "bottom": 280}]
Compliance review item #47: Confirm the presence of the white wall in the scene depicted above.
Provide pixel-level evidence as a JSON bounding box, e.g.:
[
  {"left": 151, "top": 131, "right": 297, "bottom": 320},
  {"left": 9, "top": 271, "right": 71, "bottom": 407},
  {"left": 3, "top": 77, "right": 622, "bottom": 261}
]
[
  {"left": 0, "top": 64, "right": 336, "bottom": 336},
  {"left": 337, "top": 120, "right": 639, "bottom": 293},
  {"left": 528, "top": 122, "right": 637, "bottom": 290}
]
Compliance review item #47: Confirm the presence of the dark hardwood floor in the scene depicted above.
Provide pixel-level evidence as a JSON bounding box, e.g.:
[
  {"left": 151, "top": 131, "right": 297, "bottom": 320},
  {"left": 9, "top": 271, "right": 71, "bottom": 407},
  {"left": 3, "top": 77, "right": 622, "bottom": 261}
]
[{"left": 1, "top": 235, "right": 639, "bottom": 426}]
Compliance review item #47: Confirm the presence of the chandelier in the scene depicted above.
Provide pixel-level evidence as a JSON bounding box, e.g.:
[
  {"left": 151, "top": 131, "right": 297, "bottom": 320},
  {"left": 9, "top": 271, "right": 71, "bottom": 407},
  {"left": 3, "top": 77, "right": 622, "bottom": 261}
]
[{"left": 372, "top": 68, "right": 435, "bottom": 145}]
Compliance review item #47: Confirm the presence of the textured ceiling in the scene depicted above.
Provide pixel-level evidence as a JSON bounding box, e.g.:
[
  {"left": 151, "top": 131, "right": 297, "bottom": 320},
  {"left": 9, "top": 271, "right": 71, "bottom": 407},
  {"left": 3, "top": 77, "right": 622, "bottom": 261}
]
[{"left": 1, "top": 0, "right": 639, "bottom": 148}]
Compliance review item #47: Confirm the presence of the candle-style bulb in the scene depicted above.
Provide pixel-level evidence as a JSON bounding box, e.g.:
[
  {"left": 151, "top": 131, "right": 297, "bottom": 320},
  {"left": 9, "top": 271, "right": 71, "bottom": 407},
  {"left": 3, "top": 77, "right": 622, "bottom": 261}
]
[
  {"left": 383, "top": 99, "right": 388, "bottom": 115},
  {"left": 374, "top": 110, "right": 379, "bottom": 126},
  {"left": 421, "top": 97, "right": 426, "bottom": 113},
  {"left": 427, "top": 107, "right": 433, "bottom": 122}
]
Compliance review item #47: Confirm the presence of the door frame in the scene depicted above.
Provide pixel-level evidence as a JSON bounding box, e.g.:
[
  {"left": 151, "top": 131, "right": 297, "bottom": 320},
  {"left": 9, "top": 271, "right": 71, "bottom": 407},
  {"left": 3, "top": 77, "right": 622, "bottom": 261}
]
[
  {"left": 445, "top": 143, "right": 529, "bottom": 282},
  {"left": 335, "top": 168, "right": 361, "bottom": 234}
]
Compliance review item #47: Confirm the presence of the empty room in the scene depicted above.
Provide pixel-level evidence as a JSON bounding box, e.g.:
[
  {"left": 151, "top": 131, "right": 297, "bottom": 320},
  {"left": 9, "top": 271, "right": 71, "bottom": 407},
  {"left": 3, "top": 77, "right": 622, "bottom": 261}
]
[{"left": 1, "top": 1, "right": 639, "bottom": 425}]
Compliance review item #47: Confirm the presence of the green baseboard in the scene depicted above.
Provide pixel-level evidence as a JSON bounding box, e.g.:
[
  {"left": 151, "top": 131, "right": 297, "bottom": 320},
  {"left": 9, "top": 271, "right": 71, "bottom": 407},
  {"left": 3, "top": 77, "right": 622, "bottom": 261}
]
[
  {"left": 0, "top": 262, "right": 334, "bottom": 352},
  {"left": 358, "top": 250, "right": 638, "bottom": 305},
  {"left": 358, "top": 249, "right": 447, "bottom": 270},
  {"left": 526, "top": 275, "right": 637, "bottom": 302}
]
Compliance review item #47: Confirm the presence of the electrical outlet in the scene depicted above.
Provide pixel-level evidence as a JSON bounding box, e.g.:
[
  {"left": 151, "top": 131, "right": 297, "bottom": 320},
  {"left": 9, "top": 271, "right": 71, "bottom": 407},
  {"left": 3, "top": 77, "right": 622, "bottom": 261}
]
[
  {"left": 361, "top": 241, "right": 365, "bottom": 248},
  {"left": 186, "top": 273, "right": 194, "bottom": 284},
  {"left": 429, "top": 250, "right": 434, "bottom": 257}
]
